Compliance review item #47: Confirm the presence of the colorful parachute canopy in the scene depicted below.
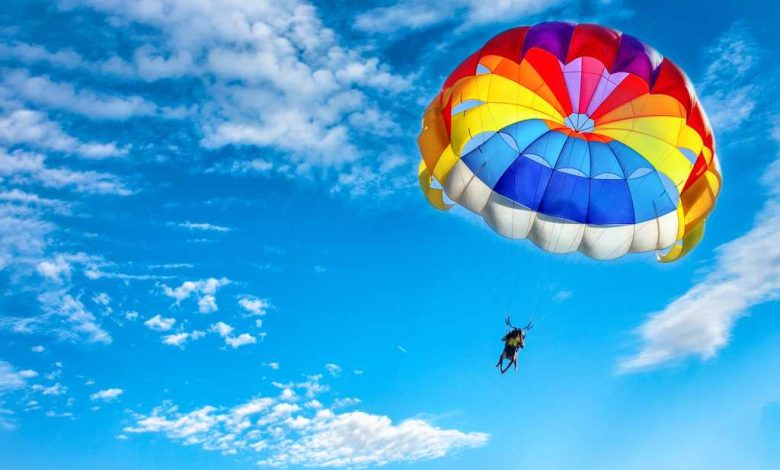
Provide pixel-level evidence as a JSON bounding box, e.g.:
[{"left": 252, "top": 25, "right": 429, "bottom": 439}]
[{"left": 418, "top": 22, "right": 721, "bottom": 262}]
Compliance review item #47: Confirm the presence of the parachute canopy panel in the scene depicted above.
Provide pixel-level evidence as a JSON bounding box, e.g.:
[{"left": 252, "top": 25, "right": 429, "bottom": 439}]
[{"left": 418, "top": 22, "right": 721, "bottom": 262}]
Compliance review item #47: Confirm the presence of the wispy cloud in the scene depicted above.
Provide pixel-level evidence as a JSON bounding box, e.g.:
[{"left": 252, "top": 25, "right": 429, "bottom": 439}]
[
  {"left": 90, "top": 388, "right": 124, "bottom": 402},
  {"left": 170, "top": 221, "right": 233, "bottom": 233},
  {"left": 0, "top": 149, "right": 131, "bottom": 195},
  {"left": 53, "top": 0, "right": 412, "bottom": 197},
  {"left": 618, "top": 122, "right": 780, "bottom": 373},
  {"left": 211, "top": 321, "right": 257, "bottom": 349},
  {"left": 162, "top": 330, "right": 205, "bottom": 348},
  {"left": 0, "top": 360, "right": 27, "bottom": 392},
  {"left": 0, "top": 109, "right": 126, "bottom": 158},
  {"left": 124, "top": 375, "right": 487, "bottom": 467},
  {"left": 0, "top": 41, "right": 86, "bottom": 70},
  {"left": 698, "top": 22, "right": 760, "bottom": 132},
  {"left": 161, "top": 277, "right": 230, "bottom": 313},
  {"left": 325, "top": 363, "right": 342, "bottom": 377},
  {"left": 552, "top": 290, "right": 573, "bottom": 303},
  {"left": 238, "top": 296, "right": 271, "bottom": 316},
  {"left": 224, "top": 333, "right": 257, "bottom": 349},
  {"left": 32, "top": 382, "right": 66, "bottom": 396},
  {"left": 355, "top": 0, "right": 567, "bottom": 33},
  {"left": 144, "top": 314, "right": 176, "bottom": 332},
  {"left": 2, "top": 70, "right": 180, "bottom": 120}
]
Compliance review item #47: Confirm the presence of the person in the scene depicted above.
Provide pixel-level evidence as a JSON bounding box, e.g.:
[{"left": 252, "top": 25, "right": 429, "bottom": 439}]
[{"left": 495, "top": 327, "right": 525, "bottom": 374}]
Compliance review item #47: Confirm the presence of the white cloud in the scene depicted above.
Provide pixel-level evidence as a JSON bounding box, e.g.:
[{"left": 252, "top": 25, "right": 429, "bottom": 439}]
[
  {"left": 324, "top": 363, "right": 341, "bottom": 377},
  {"left": 34, "top": 252, "right": 97, "bottom": 284},
  {"left": 19, "top": 370, "right": 38, "bottom": 379},
  {"left": 0, "top": 41, "right": 85, "bottom": 70},
  {"left": 161, "top": 277, "right": 230, "bottom": 313},
  {"left": 264, "top": 362, "right": 280, "bottom": 370},
  {"left": 60, "top": 0, "right": 409, "bottom": 195},
  {"left": 0, "top": 188, "right": 65, "bottom": 209},
  {"left": 0, "top": 205, "right": 113, "bottom": 346},
  {"left": 224, "top": 333, "right": 256, "bottom": 349},
  {"left": 238, "top": 296, "right": 271, "bottom": 316},
  {"left": 33, "top": 382, "right": 66, "bottom": 396},
  {"left": 18, "top": 291, "right": 112, "bottom": 344},
  {"left": 124, "top": 377, "right": 487, "bottom": 467},
  {"left": 209, "top": 158, "right": 274, "bottom": 176},
  {"left": 553, "top": 290, "right": 573, "bottom": 302},
  {"left": 2, "top": 70, "right": 176, "bottom": 120},
  {"left": 618, "top": 122, "right": 780, "bottom": 373},
  {"left": 699, "top": 23, "right": 760, "bottom": 132},
  {"left": 210, "top": 321, "right": 234, "bottom": 338},
  {"left": 0, "top": 109, "right": 126, "bottom": 158},
  {"left": 331, "top": 397, "right": 360, "bottom": 409},
  {"left": 0, "top": 194, "right": 115, "bottom": 345},
  {"left": 163, "top": 330, "right": 206, "bottom": 348},
  {"left": 84, "top": 269, "right": 173, "bottom": 281},
  {"left": 0, "top": 361, "right": 27, "bottom": 391},
  {"left": 0, "top": 198, "right": 54, "bottom": 278},
  {"left": 149, "top": 263, "right": 194, "bottom": 269},
  {"left": 93, "top": 292, "right": 111, "bottom": 306},
  {"left": 265, "top": 410, "right": 487, "bottom": 467},
  {"left": 31, "top": 345, "right": 45, "bottom": 353},
  {"left": 144, "top": 314, "right": 176, "bottom": 332},
  {"left": 197, "top": 295, "right": 217, "bottom": 313},
  {"left": 355, "top": 0, "right": 566, "bottom": 33},
  {"left": 162, "top": 333, "right": 189, "bottom": 347},
  {"left": 37, "top": 256, "right": 72, "bottom": 284},
  {"left": 0, "top": 149, "right": 131, "bottom": 195},
  {"left": 90, "top": 388, "right": 124, "bottom": 402},
  {"left": 171, "top": 221, "right": 232, "bottom": 232}
]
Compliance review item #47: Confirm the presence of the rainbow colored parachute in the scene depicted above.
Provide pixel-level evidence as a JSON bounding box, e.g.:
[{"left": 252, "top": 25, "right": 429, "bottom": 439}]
[{"left": 418, "top": 22, "right": 721, "bottom": 262}]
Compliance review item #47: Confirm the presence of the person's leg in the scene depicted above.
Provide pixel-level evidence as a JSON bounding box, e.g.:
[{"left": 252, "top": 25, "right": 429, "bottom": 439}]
[
  {"left": 501, "top": 362, "right": 511, "bottom": 374},
  {"left": 495, "top": 352, "right": 505, "bottom": 368}
]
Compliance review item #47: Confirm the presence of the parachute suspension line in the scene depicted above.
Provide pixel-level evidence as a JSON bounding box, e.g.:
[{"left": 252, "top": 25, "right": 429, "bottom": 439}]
[
  {"left": 524, "top": 129, "right": 561, "bottom": 320},
  {"left": 475, "top": 74, "right": 510, "bottom": 309},
  {"left": 531, "top": 179, "right": 677, "bottom": 329},
  {"left": 507, "top": 153, "right": 531, "bottom": 317},
  {"left": 482, "top": 73, "right": 530, "bottom": 317},
  {"left": 455, "top": 78, "right": 504, "bottom": 313},
  {"left": 529, "top": 129, "right": 577, "bottom": 309},
  {"left": 445, "top": 71, "right": 690, "bottom": 323},
  {"left": 527, "top": 129, "right": 581, "bottom": 321},
  {"left": 534, "top": 136, "right": 600, "bottom": 319},
  {"left": 531, "top": 170, "right": 686, "bottom": 332},
  {"left": 506, "top": 75, "right": 533, "bottom": 317}
]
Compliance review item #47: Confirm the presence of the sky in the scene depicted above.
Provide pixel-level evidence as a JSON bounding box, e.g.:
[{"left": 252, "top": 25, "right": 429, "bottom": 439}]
[{"left": 0, "top": 0, "right": 779, "bottom": 469}]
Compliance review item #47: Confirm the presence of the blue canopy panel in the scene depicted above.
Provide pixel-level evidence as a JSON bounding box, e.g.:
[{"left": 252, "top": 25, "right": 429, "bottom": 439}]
[
  {"left": 461, "top": 124, "right": 679, "bottom": 225},
  {"left": 460, "top": 119, "right": 552, "bottom": 189}
]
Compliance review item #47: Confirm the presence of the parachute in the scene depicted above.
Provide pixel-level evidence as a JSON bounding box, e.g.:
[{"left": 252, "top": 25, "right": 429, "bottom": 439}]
[{"left": 418, "top": 22, "right": 721, "bottom": 262}]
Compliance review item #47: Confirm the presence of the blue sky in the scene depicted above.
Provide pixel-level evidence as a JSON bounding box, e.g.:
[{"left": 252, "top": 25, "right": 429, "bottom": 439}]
[{"left": 0, "top": 0, "right": 779, "bottom": 469}]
